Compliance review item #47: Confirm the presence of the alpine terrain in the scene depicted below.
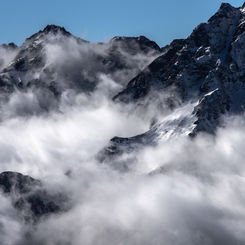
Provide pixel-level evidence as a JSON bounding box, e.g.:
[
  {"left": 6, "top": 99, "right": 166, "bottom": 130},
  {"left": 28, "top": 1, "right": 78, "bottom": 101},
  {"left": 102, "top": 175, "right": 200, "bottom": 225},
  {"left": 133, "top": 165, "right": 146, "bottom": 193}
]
[{"left": 1, "top": 2, "right": 245, "bottom": 245}]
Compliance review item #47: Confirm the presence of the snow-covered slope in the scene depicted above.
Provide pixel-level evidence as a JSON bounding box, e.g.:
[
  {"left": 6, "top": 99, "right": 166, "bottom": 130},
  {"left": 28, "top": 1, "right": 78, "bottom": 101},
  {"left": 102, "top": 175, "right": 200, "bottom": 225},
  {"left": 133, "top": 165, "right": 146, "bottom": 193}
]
[
  {"left": 98, "top": 3, "right": 245, "bottom": 160},
  {"left": 3, "top": 2, "right": 245, "bottom": 218},
  {"left": 2, "top": 3, "right": 245, "bottom": 244}
]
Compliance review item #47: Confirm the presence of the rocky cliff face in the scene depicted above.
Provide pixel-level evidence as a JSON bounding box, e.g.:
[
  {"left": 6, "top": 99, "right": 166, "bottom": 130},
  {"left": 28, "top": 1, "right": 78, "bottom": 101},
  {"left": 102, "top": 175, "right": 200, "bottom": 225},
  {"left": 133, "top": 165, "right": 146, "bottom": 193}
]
[
  {"left": 0, "top": 25, "right": 162, "bottom": 216},
  {"left": 0, "top": 25, "right": 161, "bottom": 115},
  {"left": 99, "top": 3, "right": 245, "bottom": 159},
  {"left": 2, "top": 1, "right": 245, "bottom": 221},
  {"left": 2, "top": 3, "right": 245, "bottom": 244},
  {"left": 0, "top": 171, "right": 68, "bottom": 221}
]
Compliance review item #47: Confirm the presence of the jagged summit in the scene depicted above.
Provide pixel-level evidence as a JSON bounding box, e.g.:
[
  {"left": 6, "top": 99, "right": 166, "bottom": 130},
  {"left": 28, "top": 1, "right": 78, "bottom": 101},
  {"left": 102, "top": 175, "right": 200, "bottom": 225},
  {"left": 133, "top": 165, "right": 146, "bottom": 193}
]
[
  {"left": 42, "top": 24, "right": 71, "bottom": 35},
  {"left": 1, "top": 5, "right": 245, "bottom": 243},
  {"left": 109, "top": 35, "right": 161, "bottom": 54},
  {"left": 0, "top": 23, "right": 162, "bottom": 114},
  {"left": 0, "top": 171, "right": 67, "bottom": 220},
  {"left": 219, "top": 2, "right": 233, "bottom": 10},
  {"left": 113, "top": 2, "right": 243, "bottom": 103},
  {"left": 0, "top": 43, "right": 18, "bottom": 50},
  {"left": 96, "top": 2, "right": 245, "bottom": 159},
  {"left": 25, "top": 24, "right": 83, "bottom": 44},
  {"left": 2, "top": 2, "right": 245, "bottom": 161},
  {"left": 111, "top": 35, "right": 161, "bottom": 48},
  {"left": 208, "top": 2, "right": 238, "bottom": 23}
]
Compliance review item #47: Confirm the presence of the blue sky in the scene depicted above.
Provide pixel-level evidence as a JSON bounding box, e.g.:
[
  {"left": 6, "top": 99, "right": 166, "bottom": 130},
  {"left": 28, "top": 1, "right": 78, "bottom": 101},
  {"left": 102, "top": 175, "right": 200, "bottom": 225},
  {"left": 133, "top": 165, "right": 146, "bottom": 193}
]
[{"left": 1, "top": 0, "right": 244, "bottom": 47}]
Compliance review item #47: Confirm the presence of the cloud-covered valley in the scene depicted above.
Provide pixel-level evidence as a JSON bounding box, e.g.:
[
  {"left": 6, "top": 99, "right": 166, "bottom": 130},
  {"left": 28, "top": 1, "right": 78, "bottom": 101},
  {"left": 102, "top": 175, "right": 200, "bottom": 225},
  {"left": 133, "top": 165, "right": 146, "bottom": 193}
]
[
  {"left": 1, "top": 105, "right": 245, "bottom": 245},
  {"left": 1, "top": 18, "right": 245, "bottom": 245}
]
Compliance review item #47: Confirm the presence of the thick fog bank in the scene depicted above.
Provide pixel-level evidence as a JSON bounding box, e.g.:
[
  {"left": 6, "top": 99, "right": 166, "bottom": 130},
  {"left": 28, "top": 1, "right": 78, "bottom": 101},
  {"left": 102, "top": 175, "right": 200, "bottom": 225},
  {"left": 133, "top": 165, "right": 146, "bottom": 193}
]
[
  {"left": 0, "top": 86, "right": 245, "bottom": 244},
  {"left": 1, "top": 28, "right": 245, "bottom": 245}
]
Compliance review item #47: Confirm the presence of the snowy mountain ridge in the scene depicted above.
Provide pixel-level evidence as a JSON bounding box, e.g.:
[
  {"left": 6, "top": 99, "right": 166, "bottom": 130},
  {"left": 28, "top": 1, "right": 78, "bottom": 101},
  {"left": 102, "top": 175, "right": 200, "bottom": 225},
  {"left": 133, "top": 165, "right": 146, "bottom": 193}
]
[
  {"left": 0, "top": 24, "right": 161, "bottom": 115},
  {"left": 102, "top": 3, "right": 245, "bottom": 158},
  {"left": 1, "top": 1, "right": 245, "bottom": 223},
  {"left": 2, "top": 3, "right": 245, "bottom": 244}
]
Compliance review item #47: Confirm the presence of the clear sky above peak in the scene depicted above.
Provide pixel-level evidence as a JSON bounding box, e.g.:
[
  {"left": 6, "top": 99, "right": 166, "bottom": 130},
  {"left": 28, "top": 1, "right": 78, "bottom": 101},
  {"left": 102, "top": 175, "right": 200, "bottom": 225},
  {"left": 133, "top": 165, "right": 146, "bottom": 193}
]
[{"left": 1, "top": 1, "right": 244, "bottom": 48}]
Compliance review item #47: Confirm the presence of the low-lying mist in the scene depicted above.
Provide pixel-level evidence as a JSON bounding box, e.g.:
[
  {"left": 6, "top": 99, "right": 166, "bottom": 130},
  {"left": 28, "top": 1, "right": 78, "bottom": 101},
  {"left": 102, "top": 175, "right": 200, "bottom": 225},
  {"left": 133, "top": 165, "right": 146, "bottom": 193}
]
[
  {"left": 1, "top": 31, "right": 245, "bottom": 245},
  {"left": 1, "top": 84, "right": 245, "bottom": 245}
]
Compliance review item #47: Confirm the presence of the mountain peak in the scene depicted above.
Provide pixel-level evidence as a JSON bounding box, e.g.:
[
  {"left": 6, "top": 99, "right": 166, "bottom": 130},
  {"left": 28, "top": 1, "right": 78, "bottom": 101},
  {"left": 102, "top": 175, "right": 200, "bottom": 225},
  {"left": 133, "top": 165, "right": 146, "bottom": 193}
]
[
  {"left": 208, "top": 2, "right": 237, "bottom": 23},
  {"left": 0, "top": 42, "right": 18, "bottom": 50},
  {"left": 110, "top": 35, "right": 161, "bottom": 53},
  {"left": 26, "top": 24, "right": 71, "bottom": 42},
  {"left": 112, "top": 1, "right": 245, "bottom": 138},
  {"left": 219, "top": 2, "right": 233, "bottom": 10},
  {"left": 42, "top": 25, "right": 71, "bottom": 36}
]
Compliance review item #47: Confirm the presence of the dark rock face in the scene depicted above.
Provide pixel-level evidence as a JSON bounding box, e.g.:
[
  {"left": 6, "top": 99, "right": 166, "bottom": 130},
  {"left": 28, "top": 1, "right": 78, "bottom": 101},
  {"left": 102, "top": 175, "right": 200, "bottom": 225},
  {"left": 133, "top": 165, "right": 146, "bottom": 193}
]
[
  {"left": 42, "top": 24, "right": 72, "bottom": 36},
  {"left": 113, "top": 4, "right": 240, "bottom": 103},
  {"left": 98, "top": 3, "right": 245, "bottom": 160},
  {"left": 26, "top": 25, "right": 71, "bottom": 40},
  {"left": 0, "top": 25, "right": 161, "bottom": 116},
  {"left": 0, "top": 43, "right": 18, "bottom": 50},
  {"left": 2, "top": 4, "right": 245, "bottom": 165},
  {"left": 0, "top": 171, "right": 66, "bottom": 220},
  {"left": 112, "top": 3, "right": 245, "bottom": 135},
  {"left": 109, "top": 35, "right": 161, "bottom": 54},
  {"left": 2, "top": 24, "right": 161, "bottom": 81},
  {"left": 0, "top": 171, "right": 41, "bottom": 193},
  {"left": 98, "top": 131, "right": 158, "bottom": 163},
  {"left": 113, "top": 38, "right": 188, "bottom": 102},
  {"left": 191, "top": 89, "right": 231, "bottom": 135}
]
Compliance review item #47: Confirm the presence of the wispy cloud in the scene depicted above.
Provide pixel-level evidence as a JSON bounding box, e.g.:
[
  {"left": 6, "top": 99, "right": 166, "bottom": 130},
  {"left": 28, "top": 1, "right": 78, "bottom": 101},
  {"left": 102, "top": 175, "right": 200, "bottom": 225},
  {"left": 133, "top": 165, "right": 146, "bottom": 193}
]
[{"left": 0, "top": 31, "right": 244, "bottom": 245}]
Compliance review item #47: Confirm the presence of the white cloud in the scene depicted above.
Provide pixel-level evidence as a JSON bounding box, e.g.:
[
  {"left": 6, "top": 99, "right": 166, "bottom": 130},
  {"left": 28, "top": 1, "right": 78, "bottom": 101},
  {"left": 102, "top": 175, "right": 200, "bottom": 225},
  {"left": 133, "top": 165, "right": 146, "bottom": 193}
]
[{"left": 1, "top": 33, "right": 245, "bottom": 245}]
